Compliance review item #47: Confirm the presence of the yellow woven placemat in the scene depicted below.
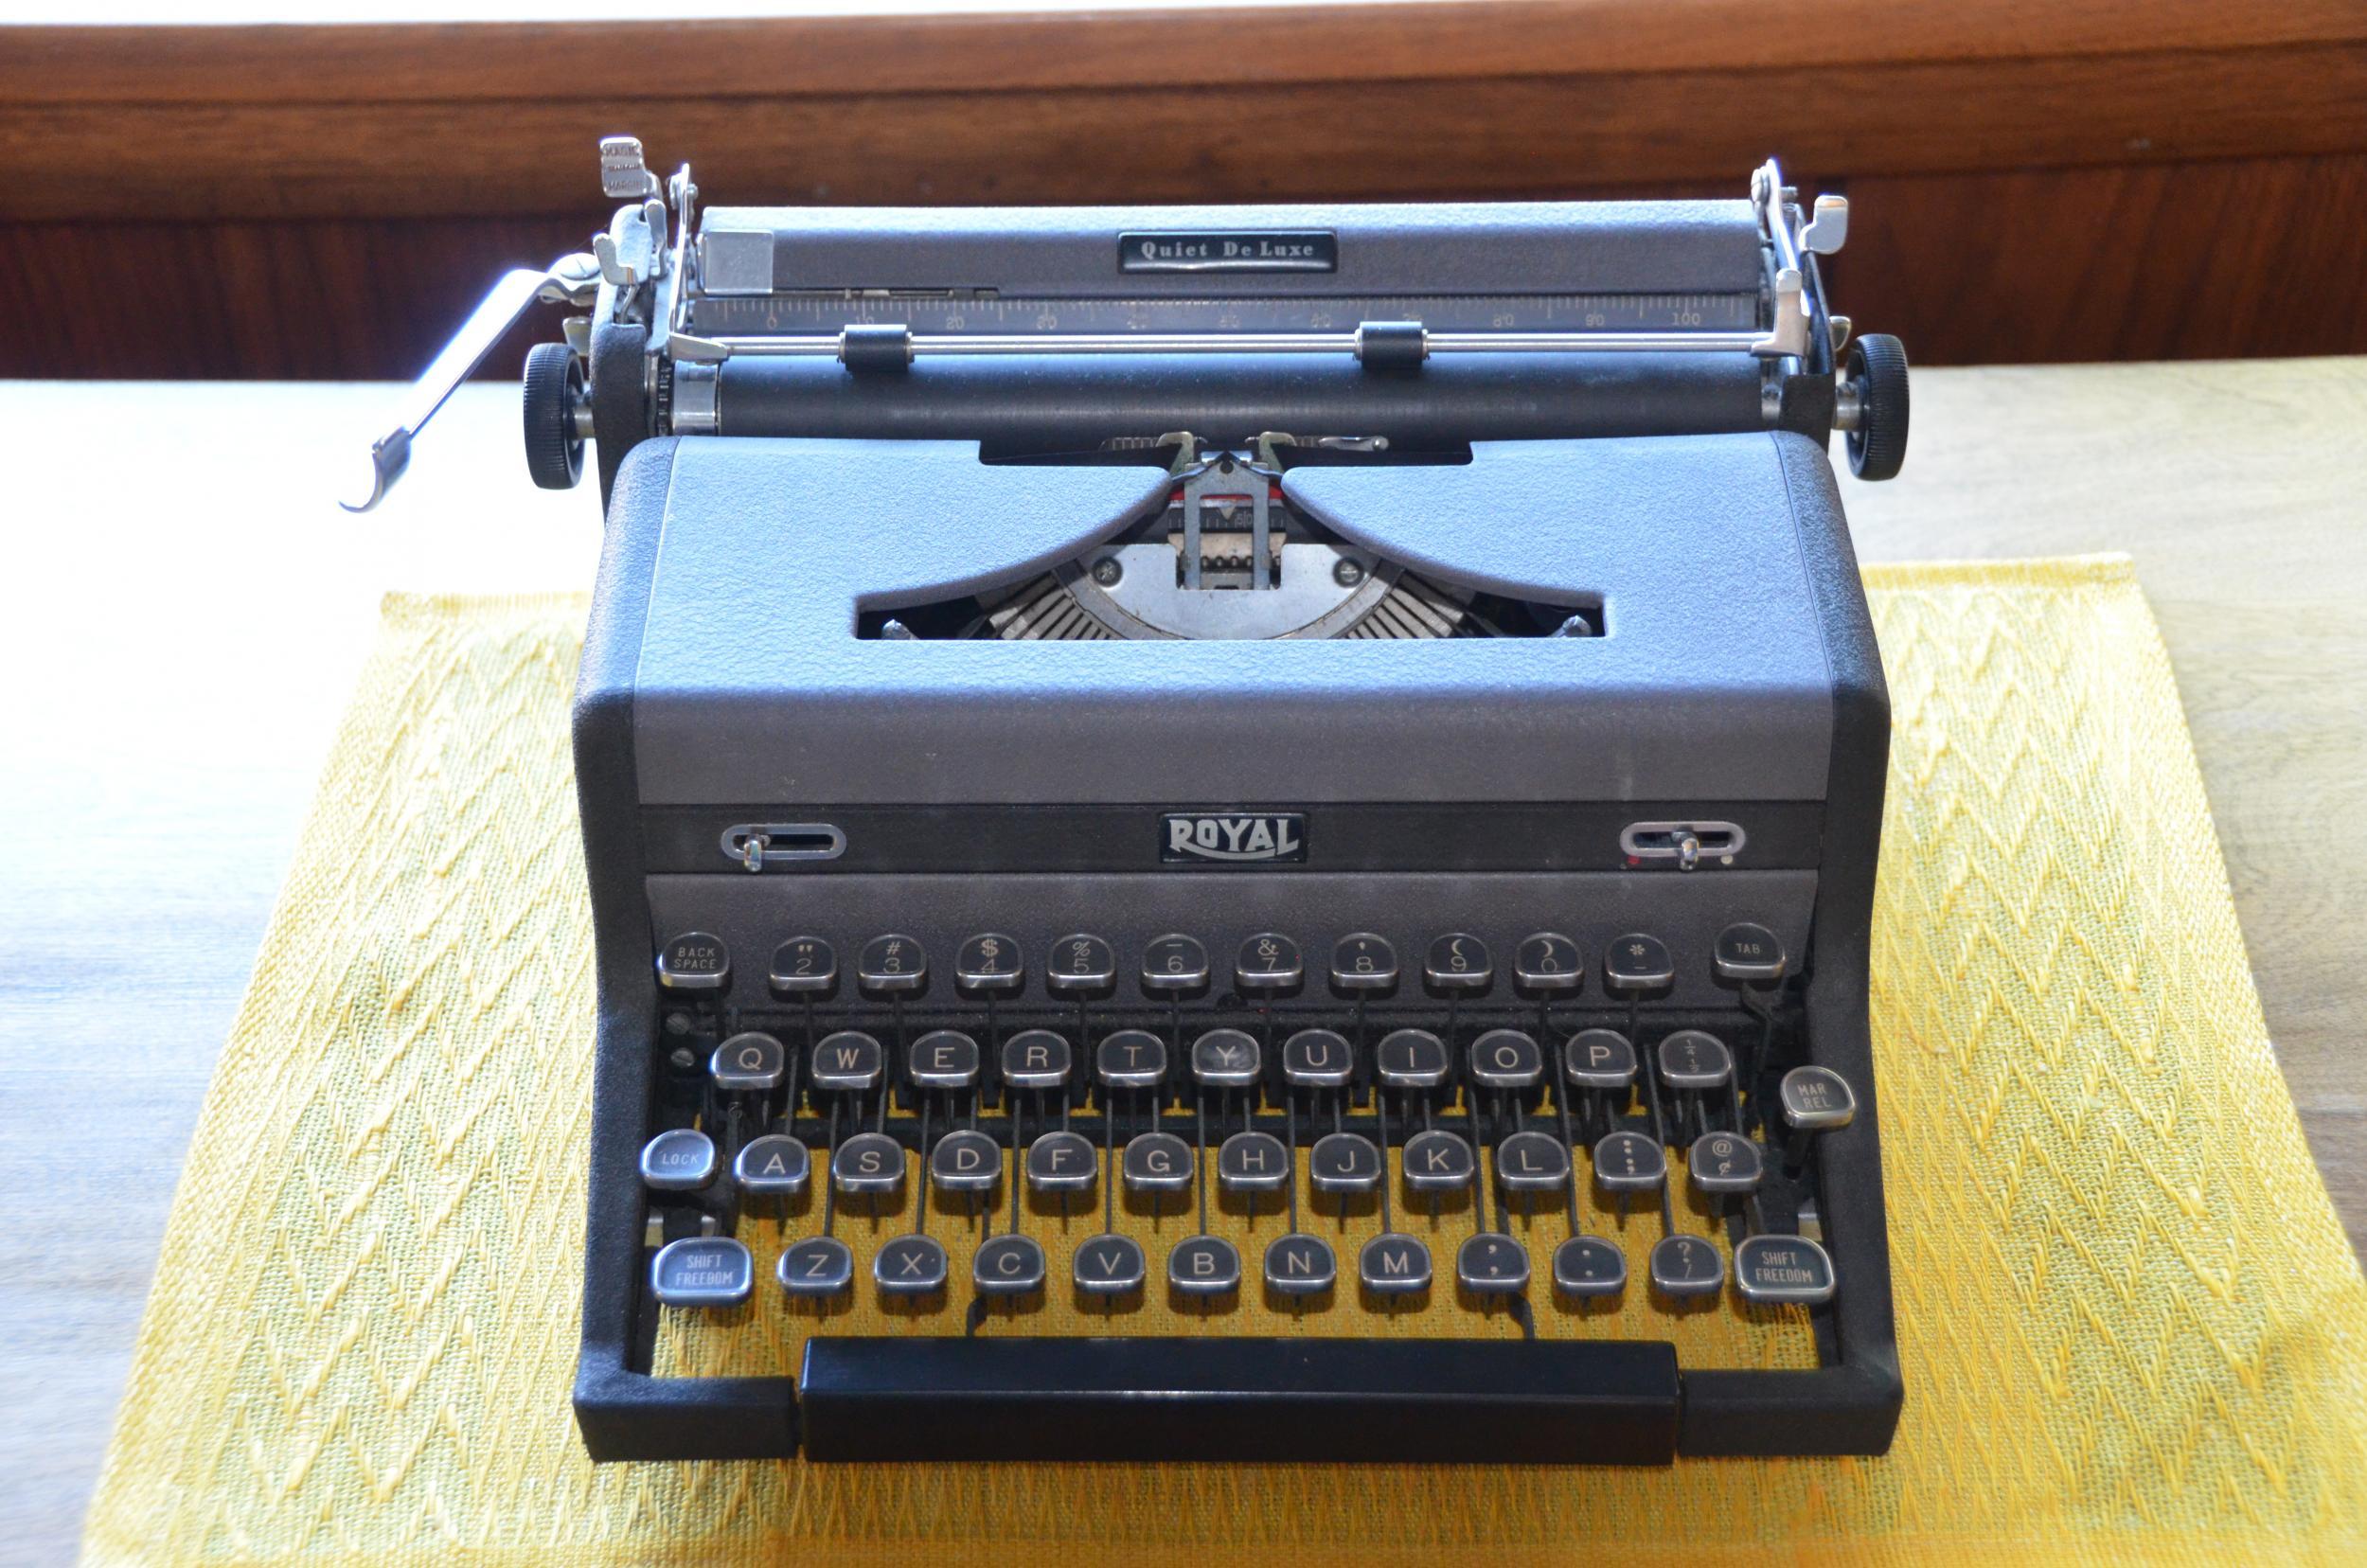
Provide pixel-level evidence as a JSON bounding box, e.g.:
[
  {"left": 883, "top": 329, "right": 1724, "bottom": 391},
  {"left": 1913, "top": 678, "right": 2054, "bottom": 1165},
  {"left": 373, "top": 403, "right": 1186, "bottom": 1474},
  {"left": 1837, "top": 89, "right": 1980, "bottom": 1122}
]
[{"left": 80, "top": 556, "right": 2367, "bottom": 1565}]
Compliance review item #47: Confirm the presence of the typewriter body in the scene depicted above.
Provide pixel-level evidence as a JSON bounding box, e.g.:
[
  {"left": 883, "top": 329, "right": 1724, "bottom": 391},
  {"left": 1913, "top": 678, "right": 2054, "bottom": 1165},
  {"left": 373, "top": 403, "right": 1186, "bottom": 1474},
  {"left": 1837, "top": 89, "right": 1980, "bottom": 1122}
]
[{"left": 360, "top": 137, "right": 1906, "bottom": 1465}]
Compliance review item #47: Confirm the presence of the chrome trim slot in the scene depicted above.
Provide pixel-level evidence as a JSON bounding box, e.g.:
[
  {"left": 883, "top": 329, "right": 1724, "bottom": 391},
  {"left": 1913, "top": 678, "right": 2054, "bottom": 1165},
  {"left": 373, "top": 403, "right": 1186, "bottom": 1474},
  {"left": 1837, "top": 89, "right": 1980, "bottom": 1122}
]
[{"left": 721, "top": 822, "right": 847, "bottom": 872}]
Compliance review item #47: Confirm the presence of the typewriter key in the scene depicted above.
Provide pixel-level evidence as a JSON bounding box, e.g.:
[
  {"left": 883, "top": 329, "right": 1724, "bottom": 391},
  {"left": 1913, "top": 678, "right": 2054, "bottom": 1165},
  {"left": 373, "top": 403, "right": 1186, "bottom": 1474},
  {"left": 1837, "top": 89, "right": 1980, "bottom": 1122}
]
[
  {"left": 1455, "top": 1232, "right": 1531, "bottom": 1295},
  {"left": 1189, "top": 1028, "right": 1262, "bottom": 1089},
  {"left": 650, "top": 1236, "right": 754, "bottom": 1310},
  {"left": 656, "top": 932, "right": 731, "bottom": 994},
  {"left": 734, "top": 1132, "right": 810, "bottom": 1197},
  {"left": 1648, "top": 1234, "right": 1725, "bottom": 1300},
  {"left": 777, "top": 1236, "right": 855, "bottom": 1300},
  {"left": 1073, "top": 1234, "right": 1148, "bottom": 1298},
  {"left": 1375, "top": 1028, "right": 1450, "bottom": 1090},
  {"left": 1657, "top": 1031, "right": 1734, "bottom": 1093},
  {"left": 768, "top": 936, "right": 837, "bottom": 997},
  {"left": 1424, "top": 934, "right": 1493, "bottom": 995},
  {"left": 1688, "top": 1131, "right": 1763, "bottom": 1196},
  {"left": 1778, "top": 1064, "right": 1858, "bottom": 1131},
  {"left": 1140, "top": 934, "right": 1210, "bottom": 996},
  {"left": 1123, "top": 1131, "right": 1194, "bottom": 1194},
  {"left": 709, "top": 1031, "right": 787, "bottom": 1093},
  {"left": 1469, "top": 1029, "right": 1544, "bottom": 1091},
  {"left": 909, "top": 1030, "right": 982, "bottom": 1091},
  {"left": 831, "top": 1131, "right": 905, "bottom": 1198},
  {"left": 1329, "top": 933, "right": 1398, "bottom": 995},
  {"left": 954, "top": 934, "right": 1024, "bottom": 997},
  {"left": 1218, "top": 1131, "right": 1291, "bottom": 1195},
  {"left": 808, "top": 1030, "right": 885, "bottom": 1094},
  {"left": 1603, "top": 934, "right": 1675, "bottom": 995},
  {"left": 1001, "top": 1029, "right": 1072, "bottom": 1092},
  {"left": 874, "top": 1234, "right": 950, "bottom": 1297},
  {"left": 1512, "top": 933, "right": 1583, "bottom": 995},
  {"left": 1778, "top": 1064, "right": 1857, "bottom": 1170},
  {"left": 1551, "top": 1236, "right": 1628, "bottom": 1300},
  {"left": 1282, "top": 1028, "right": 1355, "bottom": 1089},
  {"left": 1234, "top": 933, "right": 1304, "bottom": 996},
  {"left": 972, "top": 1234, "right": 1047, "bottom": 1298},
  {"left": 1168, "top": 1235, "right": 1242, "bottom": 1298},
  {"left": 1713, "top": 922, "right": 1787, "bottom": 984},
  {"left": 857, "top": 934, "right": 929, "bottom": 997},
  {"left": 1402, "top": 1129, "right": 1476, "bottom": 1193},
  {"left": 1026, "top": 1129, "right": 1096, "bottom": 1194},
  {"left": 1733, "top": 1234, "right": 1838, "bottom": 1306},
  {"left": 1046, "top": 934, "right": 1117, "bottom": 996},
  {"left": 1592, "top": 1130, "right": 1666, "bottom": 1194},
  {"left": 1096, "top": 1030, "right": 1167, "bottom": 1090},
  {"left": 1264, "top": 1233, "right": 1337, "bottom": 1297},
  {"left": 1359, "top": 1232, "right": 1433, "bottom": 1295},
  {"left": 931, "top": 1129, "right": 1003, "bottom": 1194},
  {"left": 640, "top": 1128, "right": 718, "bottom": 1192},
  {"left": 1495, "top": 1131, "right": 1572, "bottom": 1194},
  {"left": 1309, "top": 1131, "right": 1383, "bottom": 1195},
  {"left": 1563, "top": 1029, "right": 1638, "bottom": 1092}
]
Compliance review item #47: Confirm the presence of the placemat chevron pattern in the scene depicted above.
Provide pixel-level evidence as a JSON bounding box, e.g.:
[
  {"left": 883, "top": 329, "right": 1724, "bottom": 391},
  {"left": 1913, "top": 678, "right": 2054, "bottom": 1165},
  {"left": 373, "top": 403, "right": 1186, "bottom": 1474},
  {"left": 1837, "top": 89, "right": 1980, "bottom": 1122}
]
[{"left": 80, "top": 558, "right": 2367, "bottom": 1565}]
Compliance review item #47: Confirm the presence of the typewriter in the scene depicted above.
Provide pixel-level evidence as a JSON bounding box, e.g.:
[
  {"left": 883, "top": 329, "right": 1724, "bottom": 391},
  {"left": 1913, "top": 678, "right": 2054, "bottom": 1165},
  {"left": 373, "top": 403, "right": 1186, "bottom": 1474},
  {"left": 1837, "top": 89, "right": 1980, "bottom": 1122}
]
[{"left": 354, "top": 136, "right": 1907, "bottom": 1466}]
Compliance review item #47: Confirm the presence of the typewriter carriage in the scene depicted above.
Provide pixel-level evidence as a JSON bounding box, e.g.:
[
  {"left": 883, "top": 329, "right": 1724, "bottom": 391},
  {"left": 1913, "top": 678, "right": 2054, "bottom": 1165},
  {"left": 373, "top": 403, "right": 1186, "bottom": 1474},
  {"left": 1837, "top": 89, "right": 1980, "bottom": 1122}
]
[{"left": 349, "top": 138, "right": 1907, "bottom": 519}]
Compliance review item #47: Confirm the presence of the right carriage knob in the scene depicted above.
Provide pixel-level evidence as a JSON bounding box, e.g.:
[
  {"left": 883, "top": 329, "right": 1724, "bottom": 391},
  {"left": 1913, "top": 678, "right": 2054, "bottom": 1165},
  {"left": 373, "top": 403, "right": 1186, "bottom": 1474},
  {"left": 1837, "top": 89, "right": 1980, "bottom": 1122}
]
[{"left": 1843, "top": 332, "right": 1911, "bottom": 481}]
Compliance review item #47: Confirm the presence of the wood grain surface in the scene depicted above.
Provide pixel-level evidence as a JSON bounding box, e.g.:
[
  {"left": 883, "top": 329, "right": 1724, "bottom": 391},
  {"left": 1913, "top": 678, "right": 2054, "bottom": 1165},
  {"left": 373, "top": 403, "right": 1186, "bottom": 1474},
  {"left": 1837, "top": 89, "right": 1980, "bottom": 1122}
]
[
  {"left": 6, "top": 1, "right": 2367, "bottom": 377},
  {"left": 0, "top": 360, "right": 2360, "bottom": 1560},
  {"left": 10, "top": 38, "right": 2365, "bottom": 222},
  {"left": 13, "top": 1, "right": 2363, "bottom": 104},
  {"left": 1833, "top": 154, "right": 2367, "bottom": 365}
]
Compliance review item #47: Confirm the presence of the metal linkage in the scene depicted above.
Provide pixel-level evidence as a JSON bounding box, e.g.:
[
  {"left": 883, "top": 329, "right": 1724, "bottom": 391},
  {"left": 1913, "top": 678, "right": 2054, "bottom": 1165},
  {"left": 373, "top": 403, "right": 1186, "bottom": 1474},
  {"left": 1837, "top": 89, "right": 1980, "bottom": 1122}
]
[
  {"left": 666, "top": 326, "right": 1770, "bottom": 365},
  {"left": 343, "top": 253, "right": 600, "bottom": 512}
]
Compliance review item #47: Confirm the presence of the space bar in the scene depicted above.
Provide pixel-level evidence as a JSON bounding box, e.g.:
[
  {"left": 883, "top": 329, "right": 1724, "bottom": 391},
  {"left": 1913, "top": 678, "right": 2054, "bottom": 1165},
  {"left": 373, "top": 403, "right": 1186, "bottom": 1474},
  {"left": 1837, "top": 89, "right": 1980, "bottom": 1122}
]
[{"left": 797, "top": 1335, "right": 1680, "bottom": 1464}]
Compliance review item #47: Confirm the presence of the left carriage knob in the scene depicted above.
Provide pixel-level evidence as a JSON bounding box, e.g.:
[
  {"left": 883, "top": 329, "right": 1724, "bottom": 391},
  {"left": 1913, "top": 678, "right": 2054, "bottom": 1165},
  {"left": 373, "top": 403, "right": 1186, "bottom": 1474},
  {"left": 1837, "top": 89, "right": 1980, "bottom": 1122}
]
[{"left": 522, "top": 342, "right": 586, "bottom": 490}]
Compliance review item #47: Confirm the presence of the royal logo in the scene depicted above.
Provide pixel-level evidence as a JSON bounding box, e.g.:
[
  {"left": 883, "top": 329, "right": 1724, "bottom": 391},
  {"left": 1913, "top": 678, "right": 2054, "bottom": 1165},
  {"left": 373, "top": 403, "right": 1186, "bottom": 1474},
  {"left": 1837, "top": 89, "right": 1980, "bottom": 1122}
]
[{"left": 1161, "top": 811, "right": 1308, "bottom": 864}]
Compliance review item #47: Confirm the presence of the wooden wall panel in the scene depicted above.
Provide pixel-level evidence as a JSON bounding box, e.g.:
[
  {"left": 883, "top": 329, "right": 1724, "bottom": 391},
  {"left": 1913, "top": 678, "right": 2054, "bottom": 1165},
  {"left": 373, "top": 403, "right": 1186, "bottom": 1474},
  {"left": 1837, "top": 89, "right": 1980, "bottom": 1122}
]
[
  {"left": 0, "top": 217, "right": 589, "bottom": 381},
  {"left": 2, "top": 3, "right": 2361, "bottom": 378},
  {"left": 10, "top": 3, "right": 2361, "bottom": 106},
  {"left": 1831, "top": 154, "right": 2367, "bottom": 365},
  {"left": 7, "top": 45, "right": 2365, "bottom": 222}
]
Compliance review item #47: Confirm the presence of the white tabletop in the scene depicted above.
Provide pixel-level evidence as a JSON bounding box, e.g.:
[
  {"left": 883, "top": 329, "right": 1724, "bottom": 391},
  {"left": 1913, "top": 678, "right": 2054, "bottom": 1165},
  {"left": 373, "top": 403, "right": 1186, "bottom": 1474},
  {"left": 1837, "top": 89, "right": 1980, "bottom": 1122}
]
[{"left": 2, "top": 361, "right": 2361, "bottom": 1561}]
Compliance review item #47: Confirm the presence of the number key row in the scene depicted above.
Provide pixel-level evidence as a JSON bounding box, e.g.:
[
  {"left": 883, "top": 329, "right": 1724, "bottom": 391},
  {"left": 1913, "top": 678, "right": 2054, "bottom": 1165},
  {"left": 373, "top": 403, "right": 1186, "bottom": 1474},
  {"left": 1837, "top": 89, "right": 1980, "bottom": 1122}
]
[{"left": 657, "top": 925, "right": 1793, "bottom": 1002}]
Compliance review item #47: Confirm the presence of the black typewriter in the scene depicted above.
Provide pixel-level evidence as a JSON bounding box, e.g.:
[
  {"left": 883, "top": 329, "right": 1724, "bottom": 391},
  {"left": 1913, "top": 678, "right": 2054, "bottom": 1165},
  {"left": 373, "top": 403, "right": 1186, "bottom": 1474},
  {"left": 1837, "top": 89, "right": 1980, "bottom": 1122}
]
[{"left": 355, "top": 136, "right": 1907, "bottom": 1466}]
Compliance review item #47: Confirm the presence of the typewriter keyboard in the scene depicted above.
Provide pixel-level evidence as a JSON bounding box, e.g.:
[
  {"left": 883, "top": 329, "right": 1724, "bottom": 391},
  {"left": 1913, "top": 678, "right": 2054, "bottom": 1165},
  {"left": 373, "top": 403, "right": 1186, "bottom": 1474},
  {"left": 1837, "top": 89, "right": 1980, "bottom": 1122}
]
[{"left": 632, "top": 923, "right": 1850, "bottom": 1412}]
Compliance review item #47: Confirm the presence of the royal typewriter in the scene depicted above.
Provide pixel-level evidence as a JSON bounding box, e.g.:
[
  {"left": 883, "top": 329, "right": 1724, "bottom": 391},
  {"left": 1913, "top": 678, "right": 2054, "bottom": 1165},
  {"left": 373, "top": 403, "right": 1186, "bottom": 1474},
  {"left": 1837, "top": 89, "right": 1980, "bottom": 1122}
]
[{"left": 353, "top": 136, "right": 1908, "bottom": 1465}]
